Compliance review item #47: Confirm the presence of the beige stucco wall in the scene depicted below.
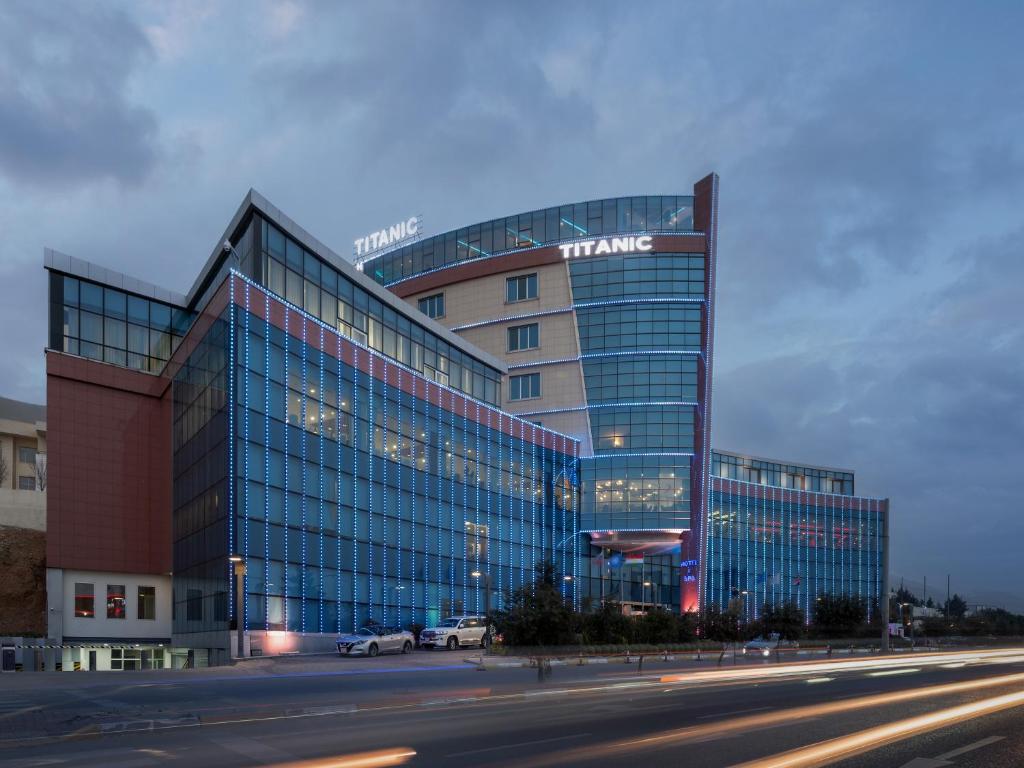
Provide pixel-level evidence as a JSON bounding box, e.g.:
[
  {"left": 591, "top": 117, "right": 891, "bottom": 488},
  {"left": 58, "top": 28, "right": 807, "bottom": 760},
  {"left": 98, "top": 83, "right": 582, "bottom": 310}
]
[
  {"left": 0, "top": 417, "right": 46, "bottom": 491},
  {"left": 403, "top": 261, "right": 595, "bottom": 455}
]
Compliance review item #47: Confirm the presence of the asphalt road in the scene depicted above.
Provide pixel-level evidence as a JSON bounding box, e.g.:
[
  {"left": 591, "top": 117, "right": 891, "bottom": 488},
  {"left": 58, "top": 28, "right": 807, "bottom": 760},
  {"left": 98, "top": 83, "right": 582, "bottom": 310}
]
[{"left": 2, "top": 647, "right": 1024, "bottom": 767}]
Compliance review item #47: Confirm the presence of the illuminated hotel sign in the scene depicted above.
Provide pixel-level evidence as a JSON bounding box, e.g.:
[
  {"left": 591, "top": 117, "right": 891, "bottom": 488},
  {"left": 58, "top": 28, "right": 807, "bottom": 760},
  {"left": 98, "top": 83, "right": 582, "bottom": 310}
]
[
  {"left": 558, "top": 235, "right": 653, "bottom": 259},
  {"left": 353, "top": 216, "right": 421, "bottom": 267}
]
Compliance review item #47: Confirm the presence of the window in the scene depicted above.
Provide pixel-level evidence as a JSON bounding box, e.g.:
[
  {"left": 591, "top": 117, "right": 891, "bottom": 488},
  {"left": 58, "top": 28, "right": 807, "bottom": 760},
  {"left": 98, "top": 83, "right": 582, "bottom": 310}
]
[
  {"left": 107, "top": 585, "right": 126, "bottom": 619},
  {"left": 507, "top": 323, "right": 539, "bottom": 352},
  {"left": 418, "top": 293, "right": 445, "bottom": 319},
  {"left": 18, "top": 446, "right": 36, "bottom": 464},
  {"left": 509, "top": 372, "right": 541, "bottom": 401},
  {"left": 138, "top": 586, "right": 156, "bottom": 620},
  {"left": 74, "top": 583, "right": 94, "bottom": 618},
  {"left": 18, "top": 476, "right": 35, "bottom": 490},
  {"left": 506, "top": 273, "right": 538, "bottom": 303}
]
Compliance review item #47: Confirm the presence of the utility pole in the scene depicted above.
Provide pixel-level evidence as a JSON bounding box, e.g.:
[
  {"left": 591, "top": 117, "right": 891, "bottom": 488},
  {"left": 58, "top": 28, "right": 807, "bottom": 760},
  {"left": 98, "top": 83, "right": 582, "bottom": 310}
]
[
  {"left": 946, "top": 574, "right": 951, "bottom": 623},
  {"left": 881, "top": 510, "right": 890, "bottom": 653},
  {"left": 923, "top": 576, "right": 927, "bottom": 606}
]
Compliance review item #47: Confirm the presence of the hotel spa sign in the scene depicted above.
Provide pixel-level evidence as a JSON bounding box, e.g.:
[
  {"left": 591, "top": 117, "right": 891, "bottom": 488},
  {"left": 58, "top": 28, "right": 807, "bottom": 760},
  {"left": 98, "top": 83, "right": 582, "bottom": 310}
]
[{"left": 558, "top": 235, "right": 653, "bottom": 259}]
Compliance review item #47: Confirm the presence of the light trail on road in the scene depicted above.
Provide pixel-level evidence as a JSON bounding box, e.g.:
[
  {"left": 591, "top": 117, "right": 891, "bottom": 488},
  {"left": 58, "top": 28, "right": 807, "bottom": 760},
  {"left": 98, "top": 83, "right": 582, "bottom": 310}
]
[
  {"left": 730, "top": 687, "right": 1024, "bottom": 767},
  {"left": 506, "top": 670, "right": 1024, "bottom": 766}
]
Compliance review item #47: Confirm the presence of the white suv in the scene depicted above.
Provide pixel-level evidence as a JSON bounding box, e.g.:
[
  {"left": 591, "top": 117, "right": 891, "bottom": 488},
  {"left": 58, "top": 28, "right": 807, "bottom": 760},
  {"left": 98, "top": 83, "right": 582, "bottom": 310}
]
[{"left": 419, "top": 616, "right": 491, "bottom": 650}]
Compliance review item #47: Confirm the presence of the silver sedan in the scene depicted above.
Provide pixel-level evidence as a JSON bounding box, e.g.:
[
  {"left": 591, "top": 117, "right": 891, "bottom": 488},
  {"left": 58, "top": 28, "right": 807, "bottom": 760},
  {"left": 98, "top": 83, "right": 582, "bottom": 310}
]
[{"left": 336, "top": 626, "right": 415, "bottom": 657}]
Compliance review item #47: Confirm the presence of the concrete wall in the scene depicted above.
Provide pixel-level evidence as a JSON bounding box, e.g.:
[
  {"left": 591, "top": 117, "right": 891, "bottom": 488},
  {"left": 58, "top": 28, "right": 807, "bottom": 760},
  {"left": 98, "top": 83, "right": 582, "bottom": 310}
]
[
  {"left": 0, "top": 488, "right": 45, "bottom": 531},
  {"left": 49, "top": 568, "right": 172, "bottom": 643}
]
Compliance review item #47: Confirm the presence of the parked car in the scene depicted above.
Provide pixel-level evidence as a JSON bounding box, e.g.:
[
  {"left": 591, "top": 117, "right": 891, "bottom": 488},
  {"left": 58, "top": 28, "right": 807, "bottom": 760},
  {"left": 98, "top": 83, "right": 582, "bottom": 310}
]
[
  {"left": 742, "top": 634, "right": 799, "bottom": 657},
  {"left": 336, "top": 626, "right": 415, "bottom": 657},
  {"left": 419, "top": 616, "right": 491, "bottom": 650}
]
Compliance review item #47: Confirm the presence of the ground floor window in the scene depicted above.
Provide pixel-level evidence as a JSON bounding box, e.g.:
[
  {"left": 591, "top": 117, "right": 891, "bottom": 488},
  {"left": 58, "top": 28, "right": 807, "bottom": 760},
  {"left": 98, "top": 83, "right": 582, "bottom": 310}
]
[{"left": 74, "top": 583, "right": 94, "bottom": 618}]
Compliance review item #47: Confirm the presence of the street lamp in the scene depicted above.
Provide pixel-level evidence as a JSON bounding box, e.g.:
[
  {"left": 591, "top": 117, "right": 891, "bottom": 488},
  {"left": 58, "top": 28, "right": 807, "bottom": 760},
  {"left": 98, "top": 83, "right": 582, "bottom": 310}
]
[
  {"left": 229, "top": 555, "right": 244, "bottom": 659},
  {"left": 643, "top": 581, "right": 652, "bottom": 613}
]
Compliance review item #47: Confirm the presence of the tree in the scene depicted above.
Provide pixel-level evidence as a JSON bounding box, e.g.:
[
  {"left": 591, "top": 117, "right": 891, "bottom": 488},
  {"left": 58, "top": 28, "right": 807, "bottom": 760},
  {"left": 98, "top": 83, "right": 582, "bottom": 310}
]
[
  {"left": 700, "top": 603, "right": 740, "bottom": 641},
  {"left": 0, "top": 450, "right": 7, "bottom": 486},
  {"left": 35, "top": 454, "right": 47, "bottom": 491},
  {"left": 492, "top": 561, "right": 575, "bottom": 646},
  {"left": 945, "top": 594, "right": 968, "bottom": 620},
  {"left": 813, "top": 593, "right": 868, "bottom": 638},
  {"left": 761, "top": 601, "right": 806, "bottom": 641}
]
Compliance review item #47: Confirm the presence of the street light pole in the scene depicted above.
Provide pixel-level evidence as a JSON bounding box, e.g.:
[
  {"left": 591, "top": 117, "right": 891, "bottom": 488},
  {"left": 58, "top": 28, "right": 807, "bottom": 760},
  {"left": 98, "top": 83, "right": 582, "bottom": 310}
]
[{"left": 230, "top": 555, "right": 244, "bottom": 659}]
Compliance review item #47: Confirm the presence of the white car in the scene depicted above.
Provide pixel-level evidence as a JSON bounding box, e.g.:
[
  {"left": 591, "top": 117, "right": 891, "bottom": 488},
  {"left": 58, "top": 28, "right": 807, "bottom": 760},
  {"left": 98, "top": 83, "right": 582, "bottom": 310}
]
[
  {"left": 742, "top": 635, "right": 799, "bottom": 657},
  {"left": 336, "top": 626, "right": 415, "bottom": 657},
  {"left": 419, "top": 616, "right": 491, "bottom": 650}
]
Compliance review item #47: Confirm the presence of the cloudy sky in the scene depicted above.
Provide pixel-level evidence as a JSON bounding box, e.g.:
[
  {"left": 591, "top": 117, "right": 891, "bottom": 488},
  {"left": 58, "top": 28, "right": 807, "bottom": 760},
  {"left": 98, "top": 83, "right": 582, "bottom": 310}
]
[{"left": 1, "top": 1, "right": 1021, "bottom": 608}]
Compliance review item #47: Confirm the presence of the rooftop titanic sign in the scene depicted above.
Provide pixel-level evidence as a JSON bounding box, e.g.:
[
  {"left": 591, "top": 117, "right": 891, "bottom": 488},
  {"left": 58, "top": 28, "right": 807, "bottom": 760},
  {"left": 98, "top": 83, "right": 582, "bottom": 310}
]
[
  {"left": 558, "top": 235, "right": 653, "bottom": 259},
  {"left": 353, "top": 216, "right": 421, "bottom": 267}
]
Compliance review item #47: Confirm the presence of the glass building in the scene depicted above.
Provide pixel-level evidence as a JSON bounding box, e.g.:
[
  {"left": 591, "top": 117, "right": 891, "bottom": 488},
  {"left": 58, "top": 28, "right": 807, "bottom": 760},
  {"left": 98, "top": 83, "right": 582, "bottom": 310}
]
[
  {"left": 43, "top": 177, "right": 888, "bottom": 663},
  {"left": 361, "top": 173, "right": 887, "bottom": 620}
]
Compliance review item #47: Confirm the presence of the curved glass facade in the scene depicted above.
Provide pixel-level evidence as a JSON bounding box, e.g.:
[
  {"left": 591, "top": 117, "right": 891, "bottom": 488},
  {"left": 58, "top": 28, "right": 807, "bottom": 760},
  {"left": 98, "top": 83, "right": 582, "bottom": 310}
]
[{"left": 363, "top": 195, "right": 696, "bottom": 285}]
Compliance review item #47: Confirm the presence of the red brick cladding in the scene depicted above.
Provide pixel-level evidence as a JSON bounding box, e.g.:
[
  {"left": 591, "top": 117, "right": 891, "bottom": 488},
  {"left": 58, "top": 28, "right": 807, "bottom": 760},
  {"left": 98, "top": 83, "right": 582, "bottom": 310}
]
[{"left": 46, "top": 352, "right": 172, "bottom": 575}]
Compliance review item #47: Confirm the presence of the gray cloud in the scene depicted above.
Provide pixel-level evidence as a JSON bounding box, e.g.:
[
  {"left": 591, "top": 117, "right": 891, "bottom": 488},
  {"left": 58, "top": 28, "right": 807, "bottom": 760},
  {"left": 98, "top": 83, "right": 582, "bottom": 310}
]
[{"left": 0, "top": 2, "right": 158, "bottom": 186}]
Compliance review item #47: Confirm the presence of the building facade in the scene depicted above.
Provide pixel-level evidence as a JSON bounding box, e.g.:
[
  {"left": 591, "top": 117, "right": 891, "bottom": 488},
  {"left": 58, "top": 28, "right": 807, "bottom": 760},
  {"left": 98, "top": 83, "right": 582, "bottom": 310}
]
[
  {"left": 42, "top": 176, "right": 888, "bottom": 663},
  {"left": 360, "top": 174, "right": 888, "bottom": 621}
]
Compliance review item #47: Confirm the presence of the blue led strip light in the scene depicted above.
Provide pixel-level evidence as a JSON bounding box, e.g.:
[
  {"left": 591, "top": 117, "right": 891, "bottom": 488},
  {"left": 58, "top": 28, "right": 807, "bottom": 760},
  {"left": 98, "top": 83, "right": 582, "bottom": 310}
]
[
  {"left": 368, "top": 353, "right": 375, "bottom": 621},
  {"left": 282, "top": 304, "right": 289, "bottom": 630},
  {"left": 382, "top": 230, "right": 706, "bottom": 289},
  {"left": 745, "top": 482, "right": 751, "bottom": 621},
  {"left": 335, "top": 334, "right": 343, "bottom": 633},
  {"left": 243, "top": 283, "right": 251, "bottom": 633},
  {"left": 410, "top": 372, "right": 417, "bottom": 626},
  {"left": 462, "top": 396, "right": 468, "bottom": 613},
  {"left": 498, "top": 412, "right": 505, "bottom": 598},
  {"left": 264, "top": 293, "right": 272, "bottom": 631},
  {"left": 449, "top": 390, "right": 455, "bottom": 613},
  {"left": 573, "top": 437, "right": 578, "bottom": 609},
  {"left": 300, "top": 316, "right": 308, "bottom": 632},
  {"left": 581, "top": 452, "right": 696, "bottom": 460},
  {"left": 451, "top": 306, "right": 575, "bottom": 332},
  {"left": 351, "top": 346, "right": 359, "bottom": 632},
  {"left": 381, "top": 360, "right": 388, "bottom": 626},
  {"left": 519, "top": 419, "right": 526, "bottom": 588},
  {"left": 474, "top": 401, "right": 481, "bottom": 614},
  {"left": 574, "top": 297, "right": 705, "bottom": 308},
  {"left": 435, "top": 383, "right": 443, "bottom": 614},
  {"left": 531, "top": 423, "right": 537, "bottom": 583},
  {"left": 318, "top": 326, "right": 325, "bottom": 634},
  {"left": 484, "top": 402, "right": 492, "bottom": 615},
  {"left": 228, "top": 277, "right": 235, "bottom": 625},
  {"left": 507, "top": 350, "right": 700, "bottom": 370},
  {"left": 516, "top": 401, "right": 699, "bottom": 417},
  {"left": 396, "top": 366, "right": 403, "bottom": 627}
]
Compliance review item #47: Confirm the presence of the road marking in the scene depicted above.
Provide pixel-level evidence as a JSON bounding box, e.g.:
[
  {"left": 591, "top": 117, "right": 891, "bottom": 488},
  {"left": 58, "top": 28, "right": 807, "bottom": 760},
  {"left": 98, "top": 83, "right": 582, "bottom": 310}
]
[
  {"left": 698, "top": 706, "right": 772, "bottom": 720},
  {"left": 444, "top": 732, "right": 591, "bottom": 757},
  {"left": 869, "top": 668, "right": 920, "bottom": 677},
  {"left": 935, "top": 734, "right": 1005, "bottom": 760}
]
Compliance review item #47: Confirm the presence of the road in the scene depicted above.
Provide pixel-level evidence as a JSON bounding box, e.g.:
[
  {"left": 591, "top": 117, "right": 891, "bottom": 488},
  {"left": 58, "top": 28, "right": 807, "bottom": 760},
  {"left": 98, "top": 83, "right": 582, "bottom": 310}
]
[{"left": 2, "top": 647, "right": 1024, "bottom": 767}]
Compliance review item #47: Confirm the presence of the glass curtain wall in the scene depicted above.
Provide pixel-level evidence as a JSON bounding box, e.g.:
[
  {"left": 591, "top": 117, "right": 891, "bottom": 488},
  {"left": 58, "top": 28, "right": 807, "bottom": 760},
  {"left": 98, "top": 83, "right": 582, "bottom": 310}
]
[
  {"left": 706, "top": 481, "right": 885, "bottom": 622},
  {"left": 231, "top": 279, "right": 579, "bottom": 633}
]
